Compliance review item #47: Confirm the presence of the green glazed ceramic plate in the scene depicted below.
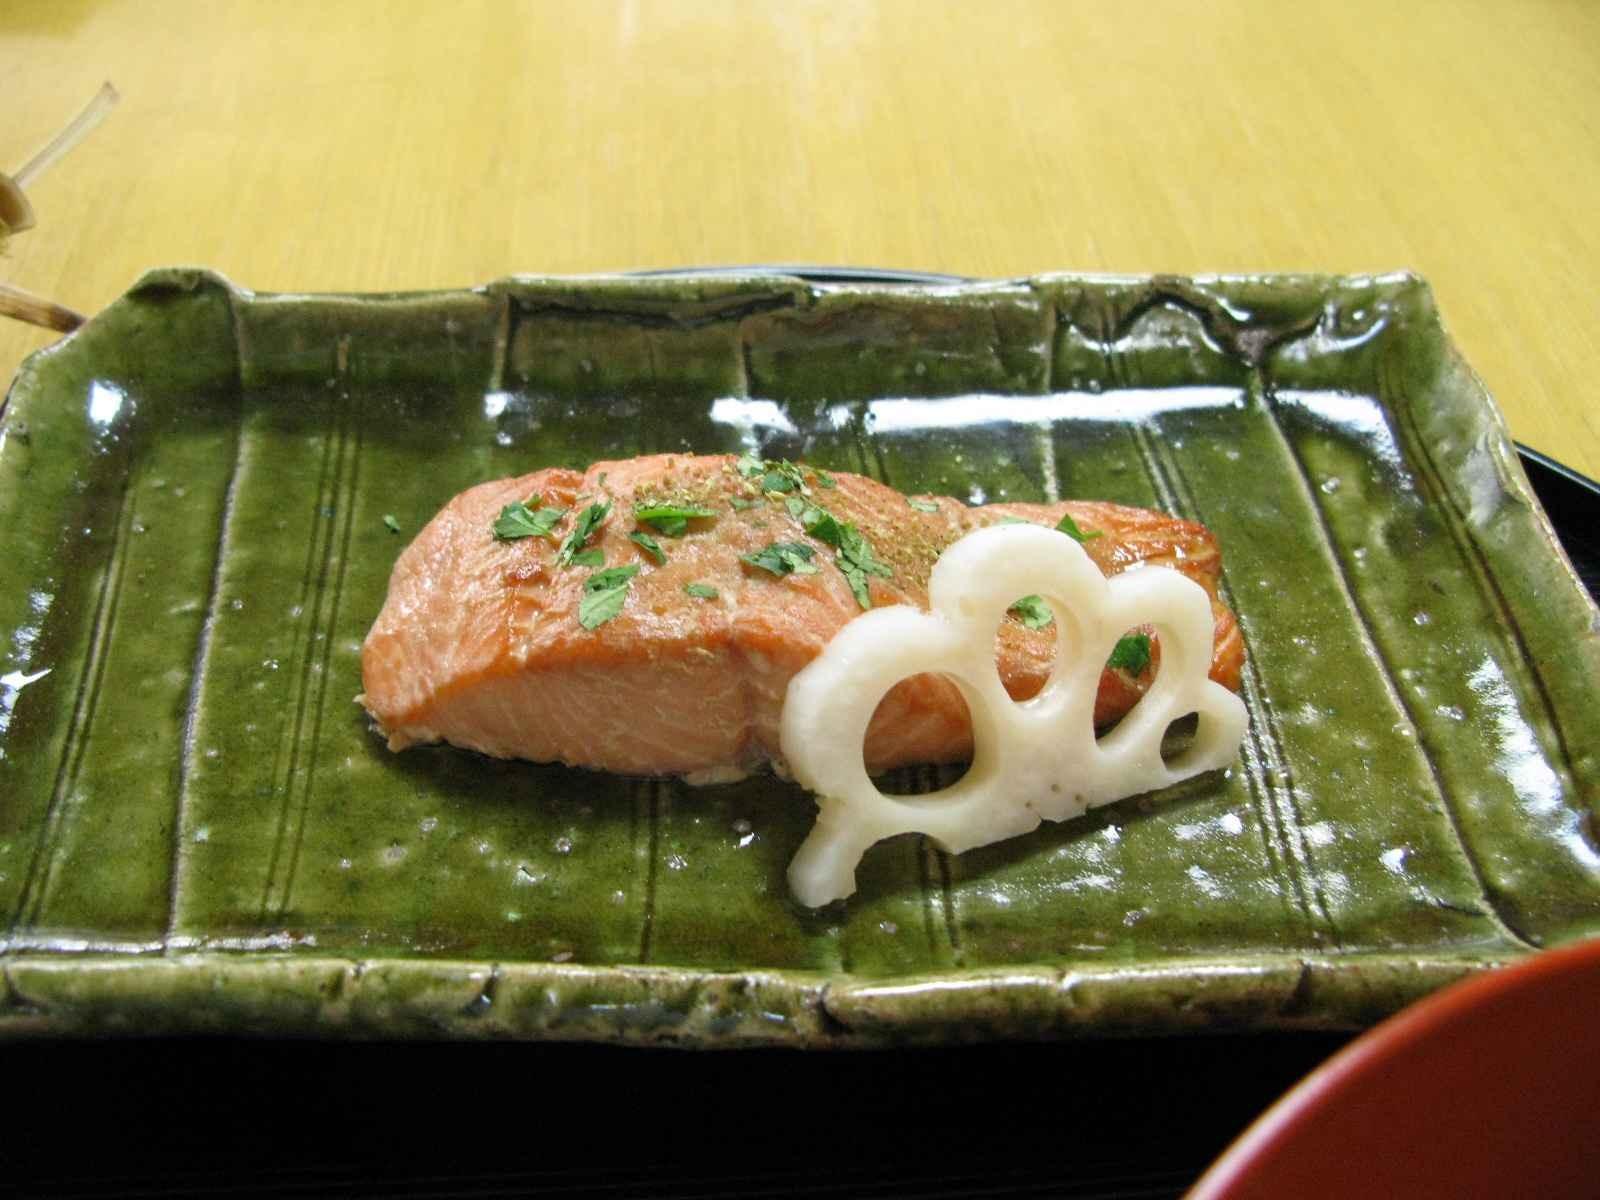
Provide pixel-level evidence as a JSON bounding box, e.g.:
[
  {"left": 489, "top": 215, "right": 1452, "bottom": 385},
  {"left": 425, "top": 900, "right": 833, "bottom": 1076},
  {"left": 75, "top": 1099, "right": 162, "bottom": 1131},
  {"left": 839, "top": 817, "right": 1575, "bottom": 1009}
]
[{"left": 3, "top": 269, "right": 1598, "bottom": 1045}]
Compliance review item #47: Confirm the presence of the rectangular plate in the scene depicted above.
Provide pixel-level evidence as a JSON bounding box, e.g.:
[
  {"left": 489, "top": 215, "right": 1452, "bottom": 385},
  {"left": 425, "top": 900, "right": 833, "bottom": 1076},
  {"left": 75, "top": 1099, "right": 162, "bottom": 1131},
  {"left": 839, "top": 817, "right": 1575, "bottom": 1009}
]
[{"left": 3, "top": 269, "right": 1598, "bottom": 1044}]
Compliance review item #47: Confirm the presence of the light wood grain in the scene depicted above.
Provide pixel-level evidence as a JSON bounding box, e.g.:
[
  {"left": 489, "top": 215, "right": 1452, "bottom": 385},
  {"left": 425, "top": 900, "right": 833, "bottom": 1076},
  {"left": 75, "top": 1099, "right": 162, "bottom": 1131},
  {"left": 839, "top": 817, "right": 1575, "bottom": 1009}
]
[{"left": 3, "top": 0, "right": 1598, "bottom": 476}]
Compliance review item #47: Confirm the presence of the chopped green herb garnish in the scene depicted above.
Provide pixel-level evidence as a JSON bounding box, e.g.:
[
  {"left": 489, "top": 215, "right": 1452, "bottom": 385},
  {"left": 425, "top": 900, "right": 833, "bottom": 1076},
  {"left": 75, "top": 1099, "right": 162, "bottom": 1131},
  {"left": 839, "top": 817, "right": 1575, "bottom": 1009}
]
[
  {"left": 628, "top": 530, "right": 667, "bottom": 564},
  {"left": 555, "top": 500, "right": 611, "bottom": 566},
  {"left": 995, "top": 516, "right": 1031, "bottom": 525},
  {"left": 1009, "top": 594, "right": 1054, "bottom": 630},
  {"left": 493, "top": 499, "right": 566, "bottom": 542},
  {"left": 569, "top": 547, "right": 604, "bottom": 568},
  {"left": 908, "top": 498, "right": 941, "bottom": 513},
  {"left": 784, "top": 499, "right": 830, "bottom": 542},
  {"left": 784, "top": 498, "right": 893, "bottom": 609},
  {"left": 785, "top": 497, "right": 839, "bottom": 542},
  {"left": 835, "top": 524, "right": 893, "bottom": 608},
  {"left": 814, "top": 468, "right": 837, "bottom": 489},
  {"left": 737, "top": 455, "right": 819, "bottom": 496},
  {"left": 1055, "top": 512, "right": 1103, "bottom": 543},
  {"left": 636, "top": 503, "right": 718, "bottom": 521},
  {"left": 382, "top": 514, "right": 402, "bottom": 534},
  {"left": 809, "top": 509, "right": 850, "bottom": 547},
  {"left": 584, "top": 564, "right": 640, "bottom": 591},
  {"left": 684, "top": 582, "right": 719, "bottom": 599},
  {"left": 1108, "top": 633, "right": 1152, "bottom": 674},
  {"left": 578, "top": 564, "right": 640, "bottom": 630},
  {"left": 730, "top": 497, "right": 761, "bottom": 511},
  {"left": 742, "top": 541, "right": 818, "bottom": 577},
  {"left": 635, "top": 502, "right": 716, "bottom": 538}
]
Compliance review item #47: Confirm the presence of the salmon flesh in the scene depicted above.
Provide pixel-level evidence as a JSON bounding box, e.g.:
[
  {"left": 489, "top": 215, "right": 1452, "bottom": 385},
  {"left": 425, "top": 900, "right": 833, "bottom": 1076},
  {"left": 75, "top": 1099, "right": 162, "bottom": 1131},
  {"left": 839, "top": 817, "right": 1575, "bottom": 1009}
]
[{"left": 360, "top": 454, "right": 1245, "bottom": 778}]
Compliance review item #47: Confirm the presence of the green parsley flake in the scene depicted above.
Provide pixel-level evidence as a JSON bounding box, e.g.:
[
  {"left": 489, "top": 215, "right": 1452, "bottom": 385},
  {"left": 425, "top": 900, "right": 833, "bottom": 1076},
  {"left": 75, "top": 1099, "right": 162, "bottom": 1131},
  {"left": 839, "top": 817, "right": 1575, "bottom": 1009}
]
[
  {"left": 730, "top": 497, "right": 761, "bottom": 511},
  {"left": 628, "top": 529, "right": 667, "bottom": 564},
  {"left": 1009, "top": 594, "right": 1054, "bottom": 630},
  {"left": 742, "top": 541, "right": 818, "bottom": 577},
  {"left": 382, "top": 514, "right": 402, "bottom": 534},
  {"left": 837, "top": 526, "right": 891, "bottom": 608},
  {"left": 584, "top": 564, "right": 639, "bottom": 591},
  {"left": 684, "top": 582, "right": 719, "bottom": 599},
  {"left": 555, "top": 500, "right": 611, "bottom": 566},
  {"left": 797, "top": 503, "right": 842, "bottom": 544},
  {"left": 578, "top": 564, "right": 640, "bottom": 630},
  {"left": 786, "top": 499, "right": 893, "bottom": 609},
  {"left": 635, "top": 502, "right": 716, "bottom": 538},
  {"left": 814, "top": 468, "right": 837, "bottom": 489},
  {"left": 1055, "top": 512, "right": 1103, "bottom": 542},
  {"left": 1108, "top": 633, "right": 1152, "bottom": 674},
  {"left": 908, "top": 498, "right": 941, "bottom": 513},
  {"left": 492, "top": 499, "right": 566, "bottom": 542},
  {"left": 737, "top": 455, "right": 820, "bottom": 497},
  {"left": 569, "top": 547, "right": 604, "bottom": 568}
]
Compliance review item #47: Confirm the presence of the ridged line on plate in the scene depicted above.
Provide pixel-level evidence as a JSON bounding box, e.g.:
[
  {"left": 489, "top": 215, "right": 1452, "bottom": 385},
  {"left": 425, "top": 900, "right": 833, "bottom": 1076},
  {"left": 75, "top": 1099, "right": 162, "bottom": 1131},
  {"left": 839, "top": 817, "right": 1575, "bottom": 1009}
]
[
  {"left": 1129, "top": 413, "right": 1335, "bottom": 947},
  {"left": 259, "top": 337, "right": 364, "bottom": 920},
  {"left": 1257, "top": 373, "right": 1539, "bottom": 950},
  {"left": 636, "top": 777, "right": 664, "bottom": 965},
  {"left": 164, "top": 397, "right": 245, "bottom": 947},
  {"left": 11, "top": 464, "right": 140, "bottom": 933},
  {"left": 1086, "top": 297, "right": 1331, "bottom": 946},
  {"left": 1380, "top": 353, "right": 1593, "bottom": 858}
]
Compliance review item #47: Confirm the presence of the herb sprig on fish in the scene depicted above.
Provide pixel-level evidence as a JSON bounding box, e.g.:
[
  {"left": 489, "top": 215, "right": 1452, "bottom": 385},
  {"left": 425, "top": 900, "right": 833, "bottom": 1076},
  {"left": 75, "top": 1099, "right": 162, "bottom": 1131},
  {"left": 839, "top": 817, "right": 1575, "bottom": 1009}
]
[
  {"left": 635, "top": 501, "right": 717, "bottom": 538},
  {"left": 578, "top": 564, "right": 639, "bottom": 630},
  {"left": 492, "top": 499, "right": 566, "bottom": 542},
  {"left": 742, "top": 541, "right": 818, "bottom": 576},
  {"left": 735, "top": 454, "right": 835, "bottom": 496},
  {"left": 1108, "top": 633, "right": 1152, "bottom": 675},
  {"left": 785, "top": 497, "right": 893, "bottom": 609},
  {"left": 556, "top": 500, "right": 611, "bottom": 567}
]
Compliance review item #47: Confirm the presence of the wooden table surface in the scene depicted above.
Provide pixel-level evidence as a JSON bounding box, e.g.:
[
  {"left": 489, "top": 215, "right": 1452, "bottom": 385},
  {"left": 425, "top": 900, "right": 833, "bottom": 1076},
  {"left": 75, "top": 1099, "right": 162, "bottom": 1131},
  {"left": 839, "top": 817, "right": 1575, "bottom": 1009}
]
[{"left": 4, "top": 0, "right": 1598, "bottom": 478}]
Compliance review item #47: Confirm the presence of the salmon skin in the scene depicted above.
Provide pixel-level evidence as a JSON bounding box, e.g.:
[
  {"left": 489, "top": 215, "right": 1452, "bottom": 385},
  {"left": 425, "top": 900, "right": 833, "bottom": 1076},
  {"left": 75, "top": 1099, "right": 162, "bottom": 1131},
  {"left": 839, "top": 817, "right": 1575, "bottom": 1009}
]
[{"left": 360, "top": 454, "right": 1245, "bottom": 778}]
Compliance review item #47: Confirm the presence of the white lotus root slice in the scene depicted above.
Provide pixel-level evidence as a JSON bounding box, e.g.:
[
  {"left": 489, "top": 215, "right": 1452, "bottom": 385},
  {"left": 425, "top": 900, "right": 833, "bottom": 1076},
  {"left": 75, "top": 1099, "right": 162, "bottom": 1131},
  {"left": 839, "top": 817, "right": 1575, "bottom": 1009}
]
[{"left": 780, "top": 523, "right": 1248, "bottom": 907}]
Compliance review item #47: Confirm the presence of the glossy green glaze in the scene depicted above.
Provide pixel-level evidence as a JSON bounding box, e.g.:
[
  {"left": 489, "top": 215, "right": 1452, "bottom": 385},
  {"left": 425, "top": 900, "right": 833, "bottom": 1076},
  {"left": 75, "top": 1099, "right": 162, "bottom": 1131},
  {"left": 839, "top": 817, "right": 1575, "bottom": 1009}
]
[{"left": 2, "top": 269, "right": 1597, "bottom": 1044}]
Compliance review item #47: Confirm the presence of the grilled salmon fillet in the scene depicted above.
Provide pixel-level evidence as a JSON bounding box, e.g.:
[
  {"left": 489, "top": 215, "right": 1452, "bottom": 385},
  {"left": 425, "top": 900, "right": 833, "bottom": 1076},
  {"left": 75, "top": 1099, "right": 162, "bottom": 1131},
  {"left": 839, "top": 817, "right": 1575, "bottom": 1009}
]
[{"left": 360, "top": 454, "right": 1245, "bottom": 777}]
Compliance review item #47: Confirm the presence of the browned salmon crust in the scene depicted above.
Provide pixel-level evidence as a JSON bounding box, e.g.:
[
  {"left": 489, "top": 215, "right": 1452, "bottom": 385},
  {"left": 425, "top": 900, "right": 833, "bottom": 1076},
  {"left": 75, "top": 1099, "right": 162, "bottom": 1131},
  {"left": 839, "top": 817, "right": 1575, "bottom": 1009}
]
[{"left": 361, "top": 454, "right": 1245, "bottom": 776}]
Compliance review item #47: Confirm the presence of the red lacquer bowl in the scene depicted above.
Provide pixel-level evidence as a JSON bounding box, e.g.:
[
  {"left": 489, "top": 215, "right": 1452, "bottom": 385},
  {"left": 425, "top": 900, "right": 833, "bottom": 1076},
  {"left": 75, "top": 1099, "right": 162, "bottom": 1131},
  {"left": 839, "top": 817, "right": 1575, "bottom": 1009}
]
[{"left": 1189, "top": 936, "right": 1600, "bottom": 1199}]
